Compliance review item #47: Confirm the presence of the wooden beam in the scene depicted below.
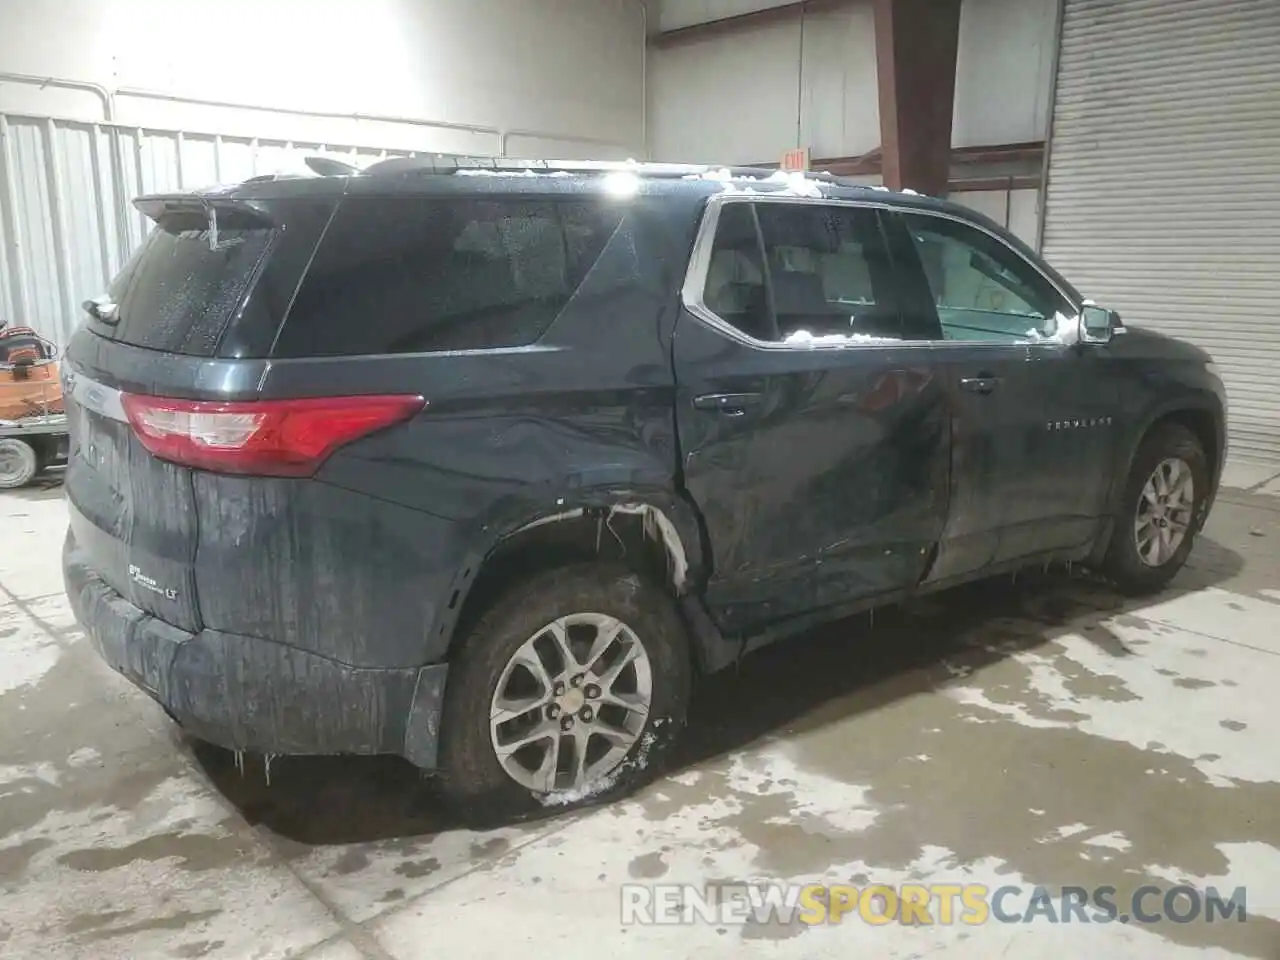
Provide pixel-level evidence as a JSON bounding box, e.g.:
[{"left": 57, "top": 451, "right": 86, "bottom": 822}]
[
  {"left": 951, "top": 141, "right": 1045, "bottom": 167},
  {"left": 873, "top": 0, "right": 963, "bottom": 195},
  {"left": 648, "top": 0, "right": 858, "bottom": 50},
  {"left": 949, "top": 175, "right": 1042, "bottom": 192},
  {"left": 748, "top": 142, "right": 1046, "bottom": 182}
]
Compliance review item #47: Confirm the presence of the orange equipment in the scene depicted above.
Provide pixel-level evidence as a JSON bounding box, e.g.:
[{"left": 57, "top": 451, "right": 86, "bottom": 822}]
[{"left": 0, "top": 326, "right": 64, "bottom": 422}]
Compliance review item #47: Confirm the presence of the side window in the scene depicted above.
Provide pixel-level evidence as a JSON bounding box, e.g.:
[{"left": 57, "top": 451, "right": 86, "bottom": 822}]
[
  {"left": 698, "top": 201, "right": 901, "bottom": 343},
  {"left": 702, "top": 202, "right": 773, "bottom": 341},
  {"left": 897, "top": 212, "right": 1072, "bottom": 343},
  {"left": 756, "top": 203, "right": 901, "bottom": 341},
  {"left": 275, "top": 197, "right": 622, "bottom": 357}
]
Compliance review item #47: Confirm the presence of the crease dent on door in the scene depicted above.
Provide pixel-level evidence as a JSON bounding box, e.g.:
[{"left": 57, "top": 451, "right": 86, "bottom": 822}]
[{"left": 673, "top": 196, "right": 950, "bottom": 636}]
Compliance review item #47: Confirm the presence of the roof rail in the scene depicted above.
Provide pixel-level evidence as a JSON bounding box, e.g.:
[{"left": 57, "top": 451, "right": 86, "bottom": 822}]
[{"left": 360, "top": 155, "right": 850, "bottom": 183}]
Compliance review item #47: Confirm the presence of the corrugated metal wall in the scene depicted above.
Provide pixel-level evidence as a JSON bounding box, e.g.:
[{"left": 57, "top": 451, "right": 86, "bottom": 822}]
[
  {"left": 1043, "top": 0, "right": 1280, "bottom": 465},
  {"left": 0, "top": 113, "right": 420, "bottom": 349}
]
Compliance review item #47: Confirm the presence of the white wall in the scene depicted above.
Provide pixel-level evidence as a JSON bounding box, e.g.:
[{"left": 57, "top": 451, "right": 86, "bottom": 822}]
[
  {"left": 659, "top": 0, "right": 803, "bottom": 30},
  {"left": 952, "top": 0, "right": 1057, "bottom": 148},
  {"left": 649, "top": 0, "right": 1058, "bottom": 163},
  {"left": 0, "top": 0, "right": 647, "bottom": 347},
  {"left": 0, "top": 0, "right": 646, "bottom": 159},
  {"left": 951, "top": 188, "right": 1040, "bottom": 246},
  {"left": 649, "top": 2, "right": 879, "bottom": 164}
]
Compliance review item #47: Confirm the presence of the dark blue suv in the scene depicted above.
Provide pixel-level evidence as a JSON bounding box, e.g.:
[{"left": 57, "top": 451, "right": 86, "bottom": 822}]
[{"left": 62, "top": 159, "right": 1226, "bottom": 817}]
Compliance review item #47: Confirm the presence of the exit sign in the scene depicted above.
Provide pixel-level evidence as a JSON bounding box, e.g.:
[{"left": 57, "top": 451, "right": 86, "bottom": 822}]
[{"left": 780, "top": 147, "right": 810, "bottom": 172}]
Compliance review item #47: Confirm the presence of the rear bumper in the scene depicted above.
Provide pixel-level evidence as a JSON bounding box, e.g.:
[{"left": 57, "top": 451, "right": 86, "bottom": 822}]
[{"left": 63, "top": 533, "right": 448, "bottom": 768}]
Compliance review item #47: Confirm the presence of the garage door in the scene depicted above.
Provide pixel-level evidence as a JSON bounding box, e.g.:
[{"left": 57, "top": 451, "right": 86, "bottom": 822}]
[{"left": 1042, "top": 0, "right": 1280, "bottom": 465}]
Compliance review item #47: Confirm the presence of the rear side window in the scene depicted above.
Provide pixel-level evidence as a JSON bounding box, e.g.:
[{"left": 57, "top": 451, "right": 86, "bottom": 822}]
[
  {"left": 755, "top": 203, "right": 901, "bottom": 341},
  {"left": 95, "top": 210, "right": 274, "bottom": 356},
  {"left": 699, "top": 200, "right": 901, "bottom": 343},
  {"left": 274, "top": 197, "right": 624, "bottom": 356}
]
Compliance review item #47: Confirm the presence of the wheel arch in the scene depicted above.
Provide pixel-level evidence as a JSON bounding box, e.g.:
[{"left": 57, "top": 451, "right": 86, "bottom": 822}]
[
  {"left": 1123, "top": 397, "right": 1224, "bottom": 507},
  {"left": 434, "top": 491, "right": 738, "bottom": 676},
  {"left": 1091, "top": 395, "right": 1224, "bottom": 565}
]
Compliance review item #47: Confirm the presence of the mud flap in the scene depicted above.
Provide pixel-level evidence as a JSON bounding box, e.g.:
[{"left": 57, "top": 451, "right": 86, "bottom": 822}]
[
  {"left": 402, "top": 664, "right": 450, "bottom": 770},
  {"left": 678, "top": 593, "right": 743, "bottom": 675}
]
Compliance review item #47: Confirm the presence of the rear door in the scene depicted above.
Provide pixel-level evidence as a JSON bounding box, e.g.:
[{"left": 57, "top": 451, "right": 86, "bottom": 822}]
[
  {"left": 673, "top": 196, "right": 950, "bottom": 636},
  {"left": 63, "top": 198, "right": 327, "bottom": 627}
]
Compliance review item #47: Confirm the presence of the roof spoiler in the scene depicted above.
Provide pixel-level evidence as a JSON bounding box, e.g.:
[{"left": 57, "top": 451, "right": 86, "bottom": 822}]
[
  {"left": 304, "top": 156, "right": 359, "bottom": 177},
  {"left": 132, "top": 195, "right": 274, "bottom": 250}
]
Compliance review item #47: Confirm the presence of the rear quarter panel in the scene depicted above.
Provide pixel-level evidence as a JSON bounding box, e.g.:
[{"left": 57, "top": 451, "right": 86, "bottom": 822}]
[{"left": 196, "top": 197, "right": 700, "bottom": 667}]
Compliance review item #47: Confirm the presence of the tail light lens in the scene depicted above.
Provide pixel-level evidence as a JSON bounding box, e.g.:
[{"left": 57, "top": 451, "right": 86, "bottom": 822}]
[{"left": 120, "top": 394, "right": 425, "bottom": 477}]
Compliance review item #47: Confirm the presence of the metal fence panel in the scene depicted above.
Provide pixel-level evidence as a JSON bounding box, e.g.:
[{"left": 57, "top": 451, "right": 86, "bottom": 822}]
[{"left": 0, "top": 113, "right": 418, "bottom": 349}]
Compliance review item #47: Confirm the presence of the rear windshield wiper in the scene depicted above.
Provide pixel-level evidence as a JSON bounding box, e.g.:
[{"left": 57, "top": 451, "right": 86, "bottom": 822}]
[
  {"left": 204, "top": 203, "right": 244, "bottom": 252},
  {"left": 82, "top": 295, "right": 119, "bottom": 326}
]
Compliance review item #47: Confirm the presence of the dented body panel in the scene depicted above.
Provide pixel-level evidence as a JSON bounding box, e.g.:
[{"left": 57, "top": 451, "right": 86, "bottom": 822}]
[
  {"left": 62, "top": 163, "right": 1226, "bottom": 768},
  {"left": 673, "top": 313, "right": 949, "bottom": 633}
]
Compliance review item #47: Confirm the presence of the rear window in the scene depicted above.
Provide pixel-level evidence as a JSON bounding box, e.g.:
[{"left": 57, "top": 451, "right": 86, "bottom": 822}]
[
  {"left": 273, "top": 196, "right": 623, "bottom": 357},
  {"left": 94, "top": 210, "right": 274, "bottom": 357}
]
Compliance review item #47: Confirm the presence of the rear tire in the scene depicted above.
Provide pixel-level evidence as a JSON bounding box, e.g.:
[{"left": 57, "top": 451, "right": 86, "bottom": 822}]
[
  {"left": 1102, "top": 423, "right": 1208, "bottom": 595},
  {"left": 436, "top": 562, "right": 691, "bottom": 822},
  {"left": 0, "top": 438, "right": 38, "bottom": 489}
]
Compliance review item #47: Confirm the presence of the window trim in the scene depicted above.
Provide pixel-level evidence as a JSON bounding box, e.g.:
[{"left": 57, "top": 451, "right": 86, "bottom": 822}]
[{"left": 680, "top": 193, "right": 1082, "bottom": 351}]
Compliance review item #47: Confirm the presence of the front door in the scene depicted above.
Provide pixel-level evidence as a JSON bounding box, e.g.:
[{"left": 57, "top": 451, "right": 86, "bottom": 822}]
[
  {"left": 884, "top": 207, "right": 1118, "bottom": 576},
  {"left": 672, "top": 197, "right": 950, "bottom": 636}
]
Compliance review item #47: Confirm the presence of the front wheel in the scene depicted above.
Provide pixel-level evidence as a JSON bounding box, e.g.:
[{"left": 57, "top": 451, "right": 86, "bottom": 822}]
[
  {"left": 436, "top": 562, "right": 691, "bottom": 821},
  {"left": 1101, "top": 423, "right": 1208, "bottom": 594}
]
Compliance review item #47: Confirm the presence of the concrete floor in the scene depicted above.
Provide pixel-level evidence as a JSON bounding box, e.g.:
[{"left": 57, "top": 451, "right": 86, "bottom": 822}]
[{"left": 3, "top": 475, "right": 1280, "bottom": 959}]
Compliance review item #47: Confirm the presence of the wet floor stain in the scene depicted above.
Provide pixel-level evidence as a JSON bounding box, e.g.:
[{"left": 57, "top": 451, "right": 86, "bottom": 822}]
[
  {"left": 58, "top": 831, "right": 258, "bottom": 873},
  {"left": 1173, "top": 677, "right": 1216, "bottom": 690},
  {"left": 630, "top": 574, "right": 1280, "bottom": 957},
  {"left": 64, "top": 909, "right": 134, "bottom": 934},
  {"left": 5, "top": 525, "right": 1279, "bottom": 958},
  {"left": 329, "top": 847, "right": 371, "bottom": 876},
  {"left": 395, "top": 856, "right": 441, "bottom": 879},
  {"left": 1049, "top": 653, "right": 1140, "bottom": 703},
  {"left": 0, "top": 652, "right": 184, "bottom": 846},
  {"left": 172, "top": 940, "right": 227, "bottom": 958},
  {"left": 628, "top": 851, "right": 669, "bottom": 879},
  {"left": 470, "top": 837, "right": 510, "bottom": 858},
  {"left": 75, "top": 908, "right": 222, "bottom": 943},
  {"left": 0, "top": 837, "right": 53, "bottom": 883}
]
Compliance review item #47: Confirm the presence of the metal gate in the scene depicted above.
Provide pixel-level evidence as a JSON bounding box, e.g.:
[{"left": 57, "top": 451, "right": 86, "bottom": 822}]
[
  {"left": 0, "top": 114, "right": 426, "bottom": 350},
  {"left": 1042, "top": 0, "right": 1280, "bottom": 464}
]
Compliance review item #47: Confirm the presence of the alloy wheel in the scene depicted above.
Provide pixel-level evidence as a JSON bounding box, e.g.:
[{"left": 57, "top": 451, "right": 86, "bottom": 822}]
[
  {"left": 1134, "top": 456, "right": 1195, "bottom": 568},
  {"left": 488, "top": 612, "right": 653, "bottom": 795}
]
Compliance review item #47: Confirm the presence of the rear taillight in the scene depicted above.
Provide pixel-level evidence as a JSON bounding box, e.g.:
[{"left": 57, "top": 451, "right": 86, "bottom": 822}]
[{"left": 120, "top": 394, "right": 425, "bottom": 477}]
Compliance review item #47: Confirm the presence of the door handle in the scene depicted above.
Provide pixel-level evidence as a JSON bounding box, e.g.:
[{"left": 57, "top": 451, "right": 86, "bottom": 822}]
[
  {"left": 692, "top": 392, "right": 764, "bottom": 416},
  {"left": 959, "top": 376, "right": 1001, "bottom": 395}
]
